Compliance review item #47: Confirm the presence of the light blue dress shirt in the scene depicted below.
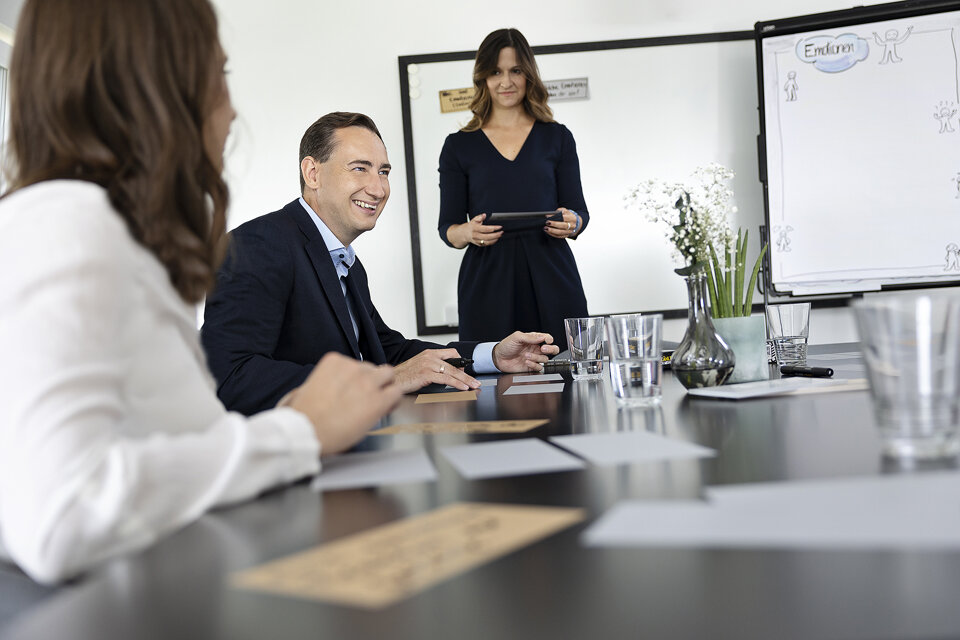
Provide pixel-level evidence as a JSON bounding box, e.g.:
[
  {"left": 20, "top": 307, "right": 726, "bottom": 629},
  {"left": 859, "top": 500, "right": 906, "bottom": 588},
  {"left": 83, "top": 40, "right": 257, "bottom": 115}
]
[{"left": 297, "top": 198, "right": 497, "bottom": 373}]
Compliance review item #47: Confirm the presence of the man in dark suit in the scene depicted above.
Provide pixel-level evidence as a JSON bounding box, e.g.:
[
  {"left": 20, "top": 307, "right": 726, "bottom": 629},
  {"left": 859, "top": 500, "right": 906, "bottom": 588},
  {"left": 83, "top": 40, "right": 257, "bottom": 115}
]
[{"left": 202, "top": 112, "right": 558, "bottom": 416}]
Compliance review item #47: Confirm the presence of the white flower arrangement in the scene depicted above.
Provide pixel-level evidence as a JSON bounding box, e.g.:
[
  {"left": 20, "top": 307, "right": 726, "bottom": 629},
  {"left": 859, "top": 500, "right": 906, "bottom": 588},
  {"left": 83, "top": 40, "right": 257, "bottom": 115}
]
[
  {"left": 624, "top": 163, "right": 767, "bottom": 318},
  {"left": 624, "top": 162, "right": 735, "bottom": 276}
]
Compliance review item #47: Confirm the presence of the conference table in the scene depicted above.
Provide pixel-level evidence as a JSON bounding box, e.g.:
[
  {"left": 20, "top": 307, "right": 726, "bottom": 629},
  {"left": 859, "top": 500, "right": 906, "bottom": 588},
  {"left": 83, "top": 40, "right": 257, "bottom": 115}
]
[{"left": 2, "top": 343, "right": 959, "bottom": 640}]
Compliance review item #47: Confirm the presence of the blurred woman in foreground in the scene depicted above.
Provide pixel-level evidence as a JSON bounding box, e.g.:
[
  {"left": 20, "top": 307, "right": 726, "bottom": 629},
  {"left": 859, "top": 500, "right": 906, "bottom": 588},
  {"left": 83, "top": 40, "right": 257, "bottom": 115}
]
[{"left": 0, "top": 0, "right": 401, "bottom": 584}]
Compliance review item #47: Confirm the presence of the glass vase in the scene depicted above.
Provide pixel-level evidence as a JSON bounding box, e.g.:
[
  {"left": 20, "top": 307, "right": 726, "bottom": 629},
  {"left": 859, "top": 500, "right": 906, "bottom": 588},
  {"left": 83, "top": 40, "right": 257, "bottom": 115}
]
[{"left": 671, "top": 272, "right": 735, "bottom": 388}]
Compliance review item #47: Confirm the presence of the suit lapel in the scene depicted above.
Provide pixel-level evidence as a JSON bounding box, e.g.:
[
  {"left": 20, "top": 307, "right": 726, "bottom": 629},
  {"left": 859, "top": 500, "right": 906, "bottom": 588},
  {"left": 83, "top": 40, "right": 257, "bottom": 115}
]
[{"left": 285, "top": 201, "right": 363, "bottom": 360}]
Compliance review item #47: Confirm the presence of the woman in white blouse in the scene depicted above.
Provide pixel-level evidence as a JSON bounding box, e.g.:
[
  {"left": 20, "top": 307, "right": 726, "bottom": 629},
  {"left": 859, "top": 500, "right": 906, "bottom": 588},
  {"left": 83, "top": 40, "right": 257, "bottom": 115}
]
[{"left": 0, "top": 0, "right": 402, "bottom": 584}]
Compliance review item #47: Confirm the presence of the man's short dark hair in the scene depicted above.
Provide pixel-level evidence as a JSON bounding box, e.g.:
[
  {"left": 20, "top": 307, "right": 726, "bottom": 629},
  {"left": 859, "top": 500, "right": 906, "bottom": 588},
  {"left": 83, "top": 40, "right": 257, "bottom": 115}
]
[{"left": 299, "top": 112, "right": 383, "bottom": 193}]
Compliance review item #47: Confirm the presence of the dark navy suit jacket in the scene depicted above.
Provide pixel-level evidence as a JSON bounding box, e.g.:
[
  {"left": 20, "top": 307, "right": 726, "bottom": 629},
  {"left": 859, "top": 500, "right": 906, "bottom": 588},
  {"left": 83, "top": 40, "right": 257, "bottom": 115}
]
[{"left": 201, "top": 199, "right": 477, "bottom": 416}]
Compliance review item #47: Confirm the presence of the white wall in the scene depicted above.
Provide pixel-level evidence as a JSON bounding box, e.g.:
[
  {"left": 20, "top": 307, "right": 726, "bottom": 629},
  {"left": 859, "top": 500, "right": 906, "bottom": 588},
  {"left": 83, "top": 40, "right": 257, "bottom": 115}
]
[{"left": 213, "top": 0, "right": 862, "bottom": 345}]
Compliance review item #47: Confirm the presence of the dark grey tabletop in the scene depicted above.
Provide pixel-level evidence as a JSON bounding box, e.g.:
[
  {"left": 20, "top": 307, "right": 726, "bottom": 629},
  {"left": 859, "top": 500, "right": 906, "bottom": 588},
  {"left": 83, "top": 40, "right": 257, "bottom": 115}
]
[{"left": 2, "top": 343, "right": 958, "bottom": 640}]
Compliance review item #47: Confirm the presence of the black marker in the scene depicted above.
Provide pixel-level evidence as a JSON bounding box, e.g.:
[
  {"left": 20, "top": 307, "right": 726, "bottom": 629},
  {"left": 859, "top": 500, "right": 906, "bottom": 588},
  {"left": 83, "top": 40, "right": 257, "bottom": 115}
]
[
  {"left": 541, "top": 358, "right": 573, "bottom": 374},
  {"left": 780, "top": 365, "right": 834, "bottom": 378},
  {"left": 443, "top": 357, "right": 473, "bottom": 369}
]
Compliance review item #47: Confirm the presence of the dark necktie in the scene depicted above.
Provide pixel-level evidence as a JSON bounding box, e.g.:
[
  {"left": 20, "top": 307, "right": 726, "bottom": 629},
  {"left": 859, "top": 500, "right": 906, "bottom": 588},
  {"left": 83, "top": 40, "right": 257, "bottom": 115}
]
[{"left": 341, "top": 265, "right": 371, "bottom": 361}]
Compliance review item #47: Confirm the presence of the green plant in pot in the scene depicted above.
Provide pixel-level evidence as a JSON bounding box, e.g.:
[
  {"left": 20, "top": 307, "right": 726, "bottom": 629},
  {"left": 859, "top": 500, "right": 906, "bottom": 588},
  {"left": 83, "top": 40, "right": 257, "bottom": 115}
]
[
  {"left": 625, "top": 163, "right": 768, "bottom": 387},
  {"left": 707, "top": 229, "right": 769, "bottom": 383}
]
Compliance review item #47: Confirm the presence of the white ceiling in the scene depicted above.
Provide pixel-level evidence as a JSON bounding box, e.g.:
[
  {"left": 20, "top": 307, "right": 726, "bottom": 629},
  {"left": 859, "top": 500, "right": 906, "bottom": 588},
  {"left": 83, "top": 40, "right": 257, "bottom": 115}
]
[{"left": 0, "top": 0, "right": 23, "bottom": 30}]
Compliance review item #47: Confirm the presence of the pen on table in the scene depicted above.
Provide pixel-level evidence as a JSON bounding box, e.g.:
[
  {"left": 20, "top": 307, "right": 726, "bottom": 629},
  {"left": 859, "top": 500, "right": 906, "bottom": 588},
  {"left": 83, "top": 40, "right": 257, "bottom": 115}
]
[
  {"left": 779, "top": 365, "right": 834, "bottom": 378},
  {"left": 443, "top": 357, "right": 473, "bottom": 369}
]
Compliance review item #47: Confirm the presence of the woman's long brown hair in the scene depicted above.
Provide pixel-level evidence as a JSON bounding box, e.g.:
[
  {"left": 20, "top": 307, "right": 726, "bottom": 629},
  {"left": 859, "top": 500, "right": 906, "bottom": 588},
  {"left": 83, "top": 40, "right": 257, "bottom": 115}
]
[
  {"left": 462, "top": 28, "right": 554, "bottom": 132},
  {"left": 8, "top": 0, "right": 229, "bottom": 303}
]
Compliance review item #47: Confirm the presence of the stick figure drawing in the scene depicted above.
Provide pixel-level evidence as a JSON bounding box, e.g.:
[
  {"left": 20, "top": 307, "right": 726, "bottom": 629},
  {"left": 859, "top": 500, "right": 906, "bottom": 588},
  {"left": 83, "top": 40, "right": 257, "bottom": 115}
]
[
  {"left": 946, "top": 243, "right": 960, "bottom": 271},
  {"left": 873, "top": 26, "right": 913, "bottom": 64}
]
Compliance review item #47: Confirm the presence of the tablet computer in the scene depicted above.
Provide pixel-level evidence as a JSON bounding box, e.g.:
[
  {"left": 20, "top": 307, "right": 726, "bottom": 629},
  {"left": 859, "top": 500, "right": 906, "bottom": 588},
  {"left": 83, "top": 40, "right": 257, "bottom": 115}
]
[{"left": 486, "top": 211, "right": 562, "bottom": 222}]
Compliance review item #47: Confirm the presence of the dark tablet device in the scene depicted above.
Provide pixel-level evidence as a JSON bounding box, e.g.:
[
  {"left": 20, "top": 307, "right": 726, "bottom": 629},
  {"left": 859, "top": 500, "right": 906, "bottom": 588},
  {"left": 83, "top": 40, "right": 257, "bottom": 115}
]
[{"left": 486, "top": 211, "right": 562, "bottom": 222}]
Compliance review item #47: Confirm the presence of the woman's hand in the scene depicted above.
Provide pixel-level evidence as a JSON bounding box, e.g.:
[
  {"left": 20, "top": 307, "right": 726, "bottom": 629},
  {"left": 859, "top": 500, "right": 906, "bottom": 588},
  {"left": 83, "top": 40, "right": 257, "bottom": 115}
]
[
  {"left": 288, "top": 353, "right": 402, "bottom": 455},
  {"left": 446, "top": 214, "right": 503, "bottom": 249},
  {"left": 543, "top": 208, "right": 580, "bottom": 240}
]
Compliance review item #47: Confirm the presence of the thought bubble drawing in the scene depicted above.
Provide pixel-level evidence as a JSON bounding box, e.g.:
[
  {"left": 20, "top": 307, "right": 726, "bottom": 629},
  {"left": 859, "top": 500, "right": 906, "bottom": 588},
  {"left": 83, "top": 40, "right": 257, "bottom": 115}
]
[{"left": 795, "top": 33, "right": 869, "bottom": 73}]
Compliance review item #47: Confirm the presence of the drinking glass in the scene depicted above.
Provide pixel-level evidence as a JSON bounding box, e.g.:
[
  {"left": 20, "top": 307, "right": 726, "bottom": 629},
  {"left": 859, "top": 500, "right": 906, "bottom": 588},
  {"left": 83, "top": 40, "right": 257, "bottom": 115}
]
[
  {"left": 853, "top": 294, "right": 960, "bottom": 459},
  {"left": 564, "top": 317, "right": 605, "bottom": 380},
  {"left": 605, "top": 313, "right": 662, "bottom": 406},
  {"left": 765, "top": 302, "right": 810, "bottom": 366}
]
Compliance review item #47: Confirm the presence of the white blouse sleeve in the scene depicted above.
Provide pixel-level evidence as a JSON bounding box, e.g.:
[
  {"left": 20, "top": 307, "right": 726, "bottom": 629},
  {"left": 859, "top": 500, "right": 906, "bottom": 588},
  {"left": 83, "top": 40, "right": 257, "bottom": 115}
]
[{"left": 0, "top": 185, "right": 320, "bottom": 584}]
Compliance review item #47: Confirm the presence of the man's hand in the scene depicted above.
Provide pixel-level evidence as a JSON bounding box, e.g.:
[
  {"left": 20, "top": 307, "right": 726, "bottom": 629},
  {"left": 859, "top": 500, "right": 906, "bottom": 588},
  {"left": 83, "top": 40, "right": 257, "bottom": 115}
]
[
  {"left": 492, "top": 332, "right": 559, "bottom": 372},
  {"left": 287, "top": 352, "right": 401, "bottom": 455},
  {"left": 393, "top": 348, "right": 480, "bottom": 393}
]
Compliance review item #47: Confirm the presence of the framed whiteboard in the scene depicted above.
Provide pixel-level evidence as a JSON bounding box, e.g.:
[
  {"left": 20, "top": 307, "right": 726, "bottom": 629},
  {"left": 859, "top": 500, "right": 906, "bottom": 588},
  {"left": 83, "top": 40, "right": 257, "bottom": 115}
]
[
  {"left": 399, "top": 32, "right": 762, "bottom": 335},
  {"left": 757, "top": 0, "right": 960, "bottom": 297}
]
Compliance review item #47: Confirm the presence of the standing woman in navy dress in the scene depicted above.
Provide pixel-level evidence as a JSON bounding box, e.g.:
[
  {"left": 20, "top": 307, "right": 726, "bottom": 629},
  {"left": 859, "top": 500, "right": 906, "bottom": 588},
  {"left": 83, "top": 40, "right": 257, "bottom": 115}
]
[{"left": 438, "top": 28, "right": 590, "bottom": 344}]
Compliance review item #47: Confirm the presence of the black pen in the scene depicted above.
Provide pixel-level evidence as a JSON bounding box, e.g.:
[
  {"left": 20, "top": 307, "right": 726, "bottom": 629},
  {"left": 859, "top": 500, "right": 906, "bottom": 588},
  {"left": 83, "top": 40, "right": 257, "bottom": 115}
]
[
  {"left": 780, "top": 365, "right": 834, "bottom": 378},
  {"left": 443, "top": 357, "right": 473, "bottom": 369}
]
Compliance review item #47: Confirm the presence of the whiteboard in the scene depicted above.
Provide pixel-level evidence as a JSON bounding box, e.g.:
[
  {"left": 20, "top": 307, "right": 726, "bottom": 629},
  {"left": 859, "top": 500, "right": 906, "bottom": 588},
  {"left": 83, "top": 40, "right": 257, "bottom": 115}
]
[
  {"left": 399, "top": 33, "right": 763, "bottom": 334},
  {"left": 758, "top": 3, "right": 960, "bottom": 296}
]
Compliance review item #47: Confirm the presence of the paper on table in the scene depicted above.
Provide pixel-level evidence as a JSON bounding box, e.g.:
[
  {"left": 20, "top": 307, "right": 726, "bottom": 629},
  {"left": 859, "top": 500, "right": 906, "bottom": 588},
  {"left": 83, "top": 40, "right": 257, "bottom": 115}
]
[
  {"left": 503, "top": 383, "right": 566, "bottom": 395},
  {"left": 415, "top": 390, "right": 478, "bottom": 404},
  {"left": 445, "top": 378, "right": 498, "bottom": 389},
  {"left": 371, "top": 419, "right": 548, "bottom": 435},
  {"left": 309, "top": 448, "right": 436, "bottom": 492},
  {"left": 583, "top": 472, "right": 960, "bottom": 549},
  {"left": 808, "top": 351, "right": 863, "bottom": 361},
  {"left": 686, "top": 377, "right": 867, "bottom": 400},
  {"left": 232, "top": 502, "right": 585, "bottom": 609},
  {"left": 550, "top": 431, "right": 715, "bottom": 466},
  {"left": 821, "top": 363, "right": 867, "bottom": 373},
  {"left": 439, "top": 438, "right": 585, "bottom": 480},
  {"left": 512, "top": 373, "right": 564, "bottom": 383}
]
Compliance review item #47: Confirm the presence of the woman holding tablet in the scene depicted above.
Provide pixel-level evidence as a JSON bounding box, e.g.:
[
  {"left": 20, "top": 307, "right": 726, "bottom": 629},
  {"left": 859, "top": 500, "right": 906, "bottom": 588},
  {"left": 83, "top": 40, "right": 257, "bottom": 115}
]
[
  {"left": 0, "top": 0, "right": 400, "bottom": 584},
  {"left": 438, "top": 28, "right": 590, "bottom": 343}
]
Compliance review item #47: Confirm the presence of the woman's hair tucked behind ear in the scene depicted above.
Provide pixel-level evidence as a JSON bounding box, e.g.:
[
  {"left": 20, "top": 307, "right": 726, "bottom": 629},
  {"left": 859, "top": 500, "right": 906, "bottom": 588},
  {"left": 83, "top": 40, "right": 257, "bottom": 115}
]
[{"left": 8, "top": 0, "right": 228, "bottom": 303}]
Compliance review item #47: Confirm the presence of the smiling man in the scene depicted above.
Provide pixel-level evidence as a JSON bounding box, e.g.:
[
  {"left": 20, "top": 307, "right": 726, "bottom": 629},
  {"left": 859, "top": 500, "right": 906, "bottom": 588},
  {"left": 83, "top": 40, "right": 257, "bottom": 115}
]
[{"left": 201, "top": 112, "right": 558, "bottom": 416}]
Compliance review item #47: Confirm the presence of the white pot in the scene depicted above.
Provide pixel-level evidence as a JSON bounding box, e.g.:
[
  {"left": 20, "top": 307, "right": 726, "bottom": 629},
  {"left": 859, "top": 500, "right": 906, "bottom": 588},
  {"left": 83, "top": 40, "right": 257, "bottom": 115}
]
[{"left": 712, "top": 315, "right": 769, "bottom": 384}]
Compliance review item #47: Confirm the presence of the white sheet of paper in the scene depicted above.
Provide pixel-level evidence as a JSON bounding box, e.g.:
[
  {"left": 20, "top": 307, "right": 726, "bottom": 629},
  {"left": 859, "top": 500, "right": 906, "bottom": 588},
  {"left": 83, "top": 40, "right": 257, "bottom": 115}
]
[
  {"left": 439, "top": 438, "right": 585, "bottom": 480},
  {"left": 808, "top": 351, "right": 863, "bottom": 361},
  {"left": 503, "top": 383, "right": 566, "bottom": 395},
  {"left": 310, "top": 448, "right": 437, "bottom": 492},
  {"left": 550, "top": 431, "right": 715, "bottom": 466},
  {"left": 686, "top": 377, "right": 865, "bottom": 400},
  {"left": 445, "top": 378, "right": 498, "bottom": 389},
  {"left": 819, "top": 363, "right": 866, "bottom": 373},
  {"left": 583, "top": 472, "right": 960, "bottom": 549},
  {"left": 512, "top": 373, "right": 564, "bottom": 383}
]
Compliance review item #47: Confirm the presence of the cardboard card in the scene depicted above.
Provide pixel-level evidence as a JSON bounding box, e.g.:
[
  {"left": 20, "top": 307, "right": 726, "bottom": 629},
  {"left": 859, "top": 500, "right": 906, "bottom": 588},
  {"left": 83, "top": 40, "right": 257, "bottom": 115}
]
[
  {"left": 415, "top": 390, "right": 479, "bottom": 404},
  {"left": 232, "top": 502, "right": 585, "bottom": 609},
  {"left": 372, "top": 419, "right": 549, "bottom": 435}
]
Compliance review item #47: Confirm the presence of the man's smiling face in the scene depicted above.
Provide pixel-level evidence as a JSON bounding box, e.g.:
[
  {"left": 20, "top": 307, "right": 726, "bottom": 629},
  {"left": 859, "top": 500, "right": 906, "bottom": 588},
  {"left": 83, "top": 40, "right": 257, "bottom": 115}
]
[{"left": 311, "top": 126, "right": 391, "bottom": 246}]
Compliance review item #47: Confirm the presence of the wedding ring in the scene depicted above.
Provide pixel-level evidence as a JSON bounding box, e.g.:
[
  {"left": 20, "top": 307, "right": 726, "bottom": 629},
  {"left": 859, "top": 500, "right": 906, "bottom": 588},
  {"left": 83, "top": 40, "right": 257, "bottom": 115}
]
[
  {"left": 566, "top": 222, "right": 571, "bottom": 230},
  {"left": 439, "top": 365, "right": 445, "bottom": 374},
  {"left": 480, "top": 240, "right": 485, "bottom": 245}
]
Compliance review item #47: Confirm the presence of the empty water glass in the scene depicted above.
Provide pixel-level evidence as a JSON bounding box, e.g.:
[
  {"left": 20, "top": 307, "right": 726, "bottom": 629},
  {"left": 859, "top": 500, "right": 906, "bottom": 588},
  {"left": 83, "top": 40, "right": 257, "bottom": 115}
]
[
  {"left": 565, "top": 317, "right": 605, "bottom": 380},
  {"left": 853, "top": 294, "right": 960, "bottom": 459}
]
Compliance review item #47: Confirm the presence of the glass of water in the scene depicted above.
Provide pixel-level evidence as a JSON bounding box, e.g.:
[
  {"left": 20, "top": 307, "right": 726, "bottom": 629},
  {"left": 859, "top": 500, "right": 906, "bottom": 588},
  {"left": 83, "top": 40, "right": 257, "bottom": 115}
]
[
  {"left": 564, "top": 317, "right": 605, "bottom": 380},
  {"left": 765, "top": 302, "right": 810, "bottom": 366},
  {"left": 605, "top": 313, "right": 663, "bottom": 406}
]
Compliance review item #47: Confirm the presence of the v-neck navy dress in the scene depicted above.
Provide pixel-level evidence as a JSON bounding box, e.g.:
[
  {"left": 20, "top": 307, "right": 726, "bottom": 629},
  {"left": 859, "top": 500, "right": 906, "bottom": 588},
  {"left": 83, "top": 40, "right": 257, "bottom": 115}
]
[{"left": 438, "top": 120, "right": 590, "bottom": 343}]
